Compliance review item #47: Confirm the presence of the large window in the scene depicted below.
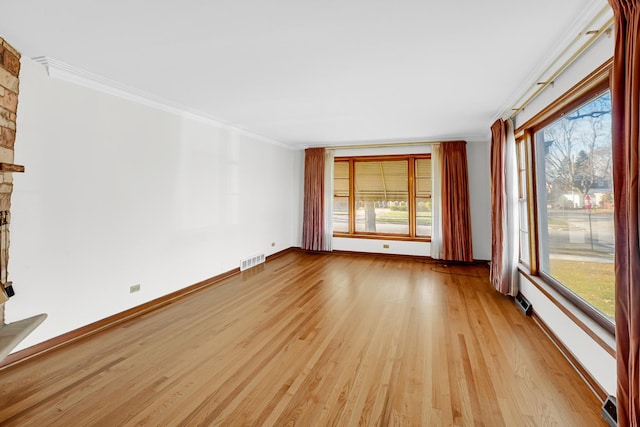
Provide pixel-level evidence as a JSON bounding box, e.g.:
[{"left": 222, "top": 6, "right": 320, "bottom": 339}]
[
  {"left": 532, "top": 85, "right": 614, "bottom": 324},
  {"left": 333, "top": 155, "right": 431, "bottom": 240}
]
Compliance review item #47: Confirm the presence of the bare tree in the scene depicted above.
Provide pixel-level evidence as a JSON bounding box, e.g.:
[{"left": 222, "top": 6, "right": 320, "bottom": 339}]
[{"left": 542, "top": 92, "right": 611, "bottom": 207}]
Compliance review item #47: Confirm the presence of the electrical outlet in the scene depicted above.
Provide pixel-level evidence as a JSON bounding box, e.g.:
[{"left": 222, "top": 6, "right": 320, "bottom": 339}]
[
  {"left": 130, "top": 284, "right": 141, "bottom": 293},
  {"left": 383, "top": 244, "right": 390, "bottom": 248}
]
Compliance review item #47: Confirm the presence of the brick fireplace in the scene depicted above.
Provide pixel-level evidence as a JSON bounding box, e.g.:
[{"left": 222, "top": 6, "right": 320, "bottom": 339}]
[
  {"left": 0, "top": 36, "right": 46, "bottom": 362},
  {"left": 0, "top": 36, "right": 22, "bottom": 321}
]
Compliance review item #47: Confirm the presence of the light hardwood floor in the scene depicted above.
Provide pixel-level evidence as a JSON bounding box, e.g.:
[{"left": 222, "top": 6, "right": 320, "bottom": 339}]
[{"left": 0, "top": 251, "right": 605, "bottom": 426}]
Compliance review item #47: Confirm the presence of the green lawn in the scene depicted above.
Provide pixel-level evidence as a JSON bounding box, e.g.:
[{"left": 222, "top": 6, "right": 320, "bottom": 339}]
[
  {"left": 373, "top": 210, "right": 431, "bottom": 225},
  {"left": 549, "top": 258, "right": 614, "bottom": 318}
]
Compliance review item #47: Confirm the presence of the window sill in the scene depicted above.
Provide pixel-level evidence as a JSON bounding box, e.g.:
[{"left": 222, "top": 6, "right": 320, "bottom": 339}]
[
  {"left": 0, "top": 163, "right": 24, "bottom": 173},
  {"left": 333, "top": 233, "right": 431, "bottom": 243},
  {"left": 518, "top": 264, "right": 615, "bottom": 357}
]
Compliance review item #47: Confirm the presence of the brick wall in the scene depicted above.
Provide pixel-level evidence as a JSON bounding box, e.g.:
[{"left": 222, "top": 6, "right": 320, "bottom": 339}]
[{"left": 0, "top": 36, "right": 20, "bottom": 321}]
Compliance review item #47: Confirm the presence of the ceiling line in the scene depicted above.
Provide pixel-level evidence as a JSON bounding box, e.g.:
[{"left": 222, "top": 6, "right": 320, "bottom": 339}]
[{"left": 30, "top": 56, "right": 293, "bottom": 150}]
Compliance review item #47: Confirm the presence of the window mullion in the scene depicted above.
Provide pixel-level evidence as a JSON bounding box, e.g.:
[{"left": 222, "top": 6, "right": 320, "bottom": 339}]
[
  {"left": 408, "top": 157, "right": 416, "bottom": 237},
  {"left": 524, "top": 130, "right": 538, "bottom": 274},
  {"left": 349, "top": 159, "right": 355, "bottom": 234}
]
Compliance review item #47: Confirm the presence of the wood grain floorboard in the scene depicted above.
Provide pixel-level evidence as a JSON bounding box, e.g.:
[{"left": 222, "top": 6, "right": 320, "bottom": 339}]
[{"left": 0, "top": 251, "right": 606, "bottom": 426}]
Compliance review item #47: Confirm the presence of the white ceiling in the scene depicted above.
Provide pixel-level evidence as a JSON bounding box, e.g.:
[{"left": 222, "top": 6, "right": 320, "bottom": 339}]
[{"left": 1, "top": 0, "right": 607, "bottom": 148}]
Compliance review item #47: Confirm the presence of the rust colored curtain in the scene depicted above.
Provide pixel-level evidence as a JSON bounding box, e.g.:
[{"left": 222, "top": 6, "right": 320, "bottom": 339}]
[
  {"left": 609, "top": 1, "right": 640, "bottom": 425},
  {"left": 441, "top": 141, "right": 473, "bottom": 262},
  {"left": 301, "top": 148, "right": 326, "bottom": 251}
]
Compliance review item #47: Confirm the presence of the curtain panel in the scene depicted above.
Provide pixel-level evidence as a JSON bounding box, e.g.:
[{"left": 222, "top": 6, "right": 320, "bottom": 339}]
[
  {"left": 301, "top": 148, "right": 326, "bottom": 251},
  {"left": 323, "top": 150, "right": 334, "bottom": 251},
  {"left": 609, "top": 1, "right": 640, "bottom": 425},
  {"left": 490, "top": 120, "right": 507, "bottom": 293},
  {"left": 441, "top": 141, "right": 474, "bottom": 262},
  {"left": 490, "top": 119, "right": 519, "bottom": 296}
]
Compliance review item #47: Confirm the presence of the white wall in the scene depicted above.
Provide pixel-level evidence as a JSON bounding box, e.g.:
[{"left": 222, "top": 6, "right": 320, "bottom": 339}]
[
  {"left": 466, "top": 139, "right": 491, "bottom": 261},
  {"left": 519, "top": 274, "right": 616, "bottom": 395},
  {"left": 333, "top": 237, "right": 430, "bottom": 256},
  {"left": 514, "top": 33, "right": 616, "bottom": 396},
  {"left": 6, "top": 58, "right": 303, "bottom": 351}
]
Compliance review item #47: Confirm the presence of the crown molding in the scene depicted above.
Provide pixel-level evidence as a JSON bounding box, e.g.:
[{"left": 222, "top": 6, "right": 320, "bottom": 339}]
[{"left": 30, "top": 56, "right": 293, "bottom": 149}]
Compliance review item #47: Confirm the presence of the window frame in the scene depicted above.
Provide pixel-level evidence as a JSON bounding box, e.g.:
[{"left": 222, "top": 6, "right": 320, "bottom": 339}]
[
  {"left": 516, "top": 134, "right": 531, "bottom": 268},
  {"left": 516, "top": 59, "right": 614, "bottom": 334},
  {"left": 333, "top": 154, "right": 432, "bottom": 242}
]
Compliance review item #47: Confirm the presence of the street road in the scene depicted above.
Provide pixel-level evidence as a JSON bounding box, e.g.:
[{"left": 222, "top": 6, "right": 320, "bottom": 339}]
[{"left": 546, "top": 209, "right": 614, "bottom": 258}]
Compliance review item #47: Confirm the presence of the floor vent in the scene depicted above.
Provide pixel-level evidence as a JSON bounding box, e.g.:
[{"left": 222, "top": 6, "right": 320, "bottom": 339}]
[
  {"left": 240, "top": 253, "right": 265, "bottom": 271},
  {"left": 515, "top": 294, "right": 532, "bottom": 316},
  {"left": 602, "top": 395, "right": 616, "bottom": 427}
]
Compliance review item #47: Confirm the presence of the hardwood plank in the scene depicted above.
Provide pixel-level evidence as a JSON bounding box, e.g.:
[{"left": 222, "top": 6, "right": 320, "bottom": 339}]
[{"left": 0, "top": 252, "right": 606, "bottom": 426}]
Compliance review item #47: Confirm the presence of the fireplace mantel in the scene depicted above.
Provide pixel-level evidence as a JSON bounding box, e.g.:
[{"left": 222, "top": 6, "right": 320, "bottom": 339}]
[{"left": 0, "top": 164, "right": 24, "bottom": 173}]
